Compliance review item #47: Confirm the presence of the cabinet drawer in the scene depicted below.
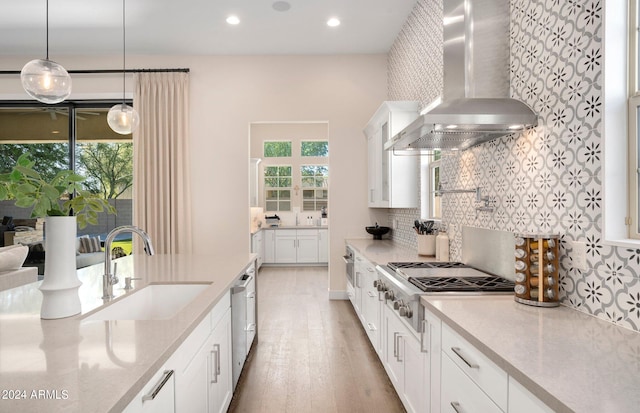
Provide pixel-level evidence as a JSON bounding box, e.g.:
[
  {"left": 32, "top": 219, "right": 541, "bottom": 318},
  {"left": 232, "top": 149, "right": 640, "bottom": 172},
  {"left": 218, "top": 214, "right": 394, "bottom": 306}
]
[
  {"left": 442, "top": 323, "right": 507, "bottom": 411},
  {"left": 508, "top": 376, "right": 554, "bottom": 413},
  {"left": 441, "top": 353, "right": 503, "bottom": 413},
  {"left": 211, "top": 290, "right": 230, "bottom": 328}
]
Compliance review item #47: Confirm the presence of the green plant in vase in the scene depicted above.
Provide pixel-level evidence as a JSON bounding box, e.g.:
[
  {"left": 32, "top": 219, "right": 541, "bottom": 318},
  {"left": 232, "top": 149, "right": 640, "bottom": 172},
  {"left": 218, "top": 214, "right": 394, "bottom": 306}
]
[{"left": 0, "top": 153, "right": 116, "bottom": 228}]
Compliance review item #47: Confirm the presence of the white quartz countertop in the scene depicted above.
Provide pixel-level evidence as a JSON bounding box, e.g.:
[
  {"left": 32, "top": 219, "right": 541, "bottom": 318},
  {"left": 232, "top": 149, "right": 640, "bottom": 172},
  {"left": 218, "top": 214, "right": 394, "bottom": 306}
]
[
  {"left": 422, "top": 295, "right": 640, "bottom": 413},
  {"left": 0, "top": 253, "right": 256, "bottom": 413},
  {"left": 251, "top": 225, "right": 328, "bottom": 235},
  {"left": 345, "top": 238, "right": 436, "bottom": 265}
]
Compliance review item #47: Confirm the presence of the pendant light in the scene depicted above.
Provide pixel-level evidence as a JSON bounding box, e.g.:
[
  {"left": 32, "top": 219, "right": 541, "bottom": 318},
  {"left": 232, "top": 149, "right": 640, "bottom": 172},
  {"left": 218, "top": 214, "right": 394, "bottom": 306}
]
[
  {"left": 107, "top": 0, "right": 139, "bottom": 135},
  {"left": 20, "top": 0, "right": 72, "bottom": 104}
]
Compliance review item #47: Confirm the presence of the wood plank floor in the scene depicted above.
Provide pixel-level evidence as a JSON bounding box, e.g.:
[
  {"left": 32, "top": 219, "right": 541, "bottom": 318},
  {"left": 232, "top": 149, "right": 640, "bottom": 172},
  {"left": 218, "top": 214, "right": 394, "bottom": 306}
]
[{"left": 228, "top": 266, "right": 405, "bottom": 413}]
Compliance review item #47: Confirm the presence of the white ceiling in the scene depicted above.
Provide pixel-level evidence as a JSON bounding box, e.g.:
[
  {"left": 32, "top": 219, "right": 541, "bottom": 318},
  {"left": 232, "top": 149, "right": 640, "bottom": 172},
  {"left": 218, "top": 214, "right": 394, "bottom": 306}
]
[{"left": 0, "top": 0, "right": 418, "bottom": 57}]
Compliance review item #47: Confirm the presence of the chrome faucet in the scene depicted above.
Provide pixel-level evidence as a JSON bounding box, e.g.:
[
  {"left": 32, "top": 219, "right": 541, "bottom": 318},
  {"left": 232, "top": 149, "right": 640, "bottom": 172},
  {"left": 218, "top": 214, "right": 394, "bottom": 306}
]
[{"left": 102, "top": 226, "right": 155, "bottom": 300}]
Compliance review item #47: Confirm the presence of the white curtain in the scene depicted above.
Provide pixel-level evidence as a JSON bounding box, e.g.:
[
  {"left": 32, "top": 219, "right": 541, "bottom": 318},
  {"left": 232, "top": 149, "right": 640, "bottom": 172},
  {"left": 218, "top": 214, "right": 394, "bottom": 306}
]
[{"left": 133, "top": 72, "right": 192, "bottom": 254}]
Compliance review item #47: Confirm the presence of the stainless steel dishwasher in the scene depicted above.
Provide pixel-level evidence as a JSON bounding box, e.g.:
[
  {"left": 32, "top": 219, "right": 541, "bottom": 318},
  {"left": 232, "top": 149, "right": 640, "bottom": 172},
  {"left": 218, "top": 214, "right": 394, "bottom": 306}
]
[{"left": 231, "top": 263, "right": 256, "bottom": 390}]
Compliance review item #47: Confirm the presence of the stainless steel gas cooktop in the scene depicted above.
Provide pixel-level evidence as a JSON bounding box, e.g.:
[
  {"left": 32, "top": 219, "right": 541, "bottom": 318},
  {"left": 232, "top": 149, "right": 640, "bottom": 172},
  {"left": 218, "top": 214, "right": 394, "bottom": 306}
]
[{"left": 385, "top": 261, "right": 515, "bottom": 294}]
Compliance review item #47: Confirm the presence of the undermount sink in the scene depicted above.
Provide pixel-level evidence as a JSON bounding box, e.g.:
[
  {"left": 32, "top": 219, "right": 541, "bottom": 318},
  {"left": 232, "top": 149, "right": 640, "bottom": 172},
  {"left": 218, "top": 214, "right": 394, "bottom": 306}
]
[{"left": 84, "top": 283, "right": 211, "bottom": 321}]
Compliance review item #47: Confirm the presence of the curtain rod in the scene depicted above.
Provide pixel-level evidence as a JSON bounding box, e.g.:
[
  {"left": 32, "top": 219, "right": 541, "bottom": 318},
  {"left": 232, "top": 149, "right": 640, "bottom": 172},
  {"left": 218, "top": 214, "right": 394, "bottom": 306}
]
[{"left": 0, "top": 68, "right": 190, "bottom": 75}]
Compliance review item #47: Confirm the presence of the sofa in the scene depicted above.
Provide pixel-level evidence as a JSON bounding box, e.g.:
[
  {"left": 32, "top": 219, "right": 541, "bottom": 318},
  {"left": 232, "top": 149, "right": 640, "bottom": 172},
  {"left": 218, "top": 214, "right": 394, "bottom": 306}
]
[{"left": 0, "top": 245, "right": 38, "bottom": 290}]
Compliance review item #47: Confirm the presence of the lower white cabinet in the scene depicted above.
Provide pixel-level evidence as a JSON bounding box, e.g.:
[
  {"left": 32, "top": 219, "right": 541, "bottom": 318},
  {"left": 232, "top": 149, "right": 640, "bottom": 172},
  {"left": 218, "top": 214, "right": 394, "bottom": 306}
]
[
  {"left": 263, "top": 228, "right": 326, "bottom": 264},
  {"left": 123, "top": 367, "right": 175, "bottom": 413},
  {"left": 209, "top": 307, "right": 233, "bottom": 413},
  {"left": 508, "top": 377, "right": 555, "bottom": 413},
  {"left": 383, "top": 305, "right": 429, "bottom": 413},
  {"left": 441, "top": 353, "right": 503, "bottom": 413},
  {"left": 124, "top": 291, "right": 232, "bottom": 413},
  {"left": 357, "top": 255, "right": 382, "bottom": 355}
]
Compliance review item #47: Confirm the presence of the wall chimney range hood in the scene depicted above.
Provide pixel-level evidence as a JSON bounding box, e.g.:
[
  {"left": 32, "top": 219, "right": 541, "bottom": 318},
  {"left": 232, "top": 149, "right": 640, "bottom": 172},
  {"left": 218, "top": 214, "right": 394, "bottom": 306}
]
[{"left": 387, "top": 0, "right": 538, "bottom": 152}]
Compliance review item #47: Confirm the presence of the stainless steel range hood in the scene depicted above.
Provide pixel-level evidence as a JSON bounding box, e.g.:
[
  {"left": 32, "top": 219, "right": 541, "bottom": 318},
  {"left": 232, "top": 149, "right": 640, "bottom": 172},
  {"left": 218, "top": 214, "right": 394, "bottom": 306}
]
[{"left": 387, "top": 0, "right": 537, "bottom": 151}]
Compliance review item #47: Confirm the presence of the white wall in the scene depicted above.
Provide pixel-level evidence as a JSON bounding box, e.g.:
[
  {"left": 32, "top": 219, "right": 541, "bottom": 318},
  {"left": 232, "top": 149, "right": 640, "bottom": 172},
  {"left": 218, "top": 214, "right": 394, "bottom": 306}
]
[{"left": 0, "top": 53, "right": 387, "bottom": 294}]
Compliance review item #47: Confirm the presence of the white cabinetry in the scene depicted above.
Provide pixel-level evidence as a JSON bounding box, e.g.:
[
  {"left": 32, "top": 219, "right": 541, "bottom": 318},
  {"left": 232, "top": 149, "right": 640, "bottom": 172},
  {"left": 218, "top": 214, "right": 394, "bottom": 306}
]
[
  {"left": 125, "top": 291, "right": 232, "bottom": 413},
  {"left": 508, "top": 377, "right": 555, "bottom": 413},
  {"left": 318, "top": 229, "right": 328, "bottom": 262},
  {"left": 439, "top": 320, "right": 553, "bottom": 413},
  {"left": 263, "top": 228, "right": 325, "bottom": 264},
  {"left": 275, "top": 229, "right": 298, "bottom": 263},
  {"left": 383, "top": 305, "right": 429, "bottom": 413},
  {"left": 357, "top": 255, "right": 382, "bottom": 355},
  {"left": 296, "top": 229, "right": 319, "bottom": 263},
  {"left": 209, "top": 307, "right": 233, "bottom": 413},
  {"left": 441, "top": 323, "right": 508, "bottom": 412},
  {"left": 122, "top": 367, "right": 175, "bottom": 413},
  {"left": 263, "top": 229, "right": 276, "bottom": 263},
  {"left": 251, "top": 231, "right": 263, "bottom": 268},
  {"left": 364, "top": 101, "right": 419, "bottom": 208},
  {"left": 249, "top": 158, "right": 261, "bottom": 207}
]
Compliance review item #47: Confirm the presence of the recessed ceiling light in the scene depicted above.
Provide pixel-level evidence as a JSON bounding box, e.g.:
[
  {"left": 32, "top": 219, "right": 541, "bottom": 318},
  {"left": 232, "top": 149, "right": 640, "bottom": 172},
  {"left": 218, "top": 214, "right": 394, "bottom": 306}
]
[
  {"left": 327, "top": 17, "right": 341, "bottom": 27},
  {"left": 272, "top": 1, "right": 291, "bottom": 12},
  {"left": 226, "top": 15, "right": 240, "bottom": 25}
]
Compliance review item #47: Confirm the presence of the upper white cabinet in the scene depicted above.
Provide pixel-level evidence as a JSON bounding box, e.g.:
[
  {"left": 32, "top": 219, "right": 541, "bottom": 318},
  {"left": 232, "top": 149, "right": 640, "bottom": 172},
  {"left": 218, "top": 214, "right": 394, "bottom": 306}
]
[
  {"left": 364, "top": 101, "right": 420, "bottom": 208},
  {"left": 249, "top": 158, "right": 261, "bottom": 207}
]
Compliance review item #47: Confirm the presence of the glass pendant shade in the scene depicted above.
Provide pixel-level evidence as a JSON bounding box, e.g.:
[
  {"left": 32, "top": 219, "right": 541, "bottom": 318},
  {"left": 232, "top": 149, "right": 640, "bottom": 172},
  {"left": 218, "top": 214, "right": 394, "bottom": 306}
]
[
  {"left": 107, "top": 103, "right": 139, "bottom": 135},
  {"left": 20, "top": 58, "right": 72, "bottom": 104}
]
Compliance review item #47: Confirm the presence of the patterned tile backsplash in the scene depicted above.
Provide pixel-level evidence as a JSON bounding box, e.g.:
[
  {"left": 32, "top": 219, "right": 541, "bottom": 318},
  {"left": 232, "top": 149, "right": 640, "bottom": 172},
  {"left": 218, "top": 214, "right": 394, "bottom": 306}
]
[{"left": 383, "top": 0, "right": 640, "bottom": 332}]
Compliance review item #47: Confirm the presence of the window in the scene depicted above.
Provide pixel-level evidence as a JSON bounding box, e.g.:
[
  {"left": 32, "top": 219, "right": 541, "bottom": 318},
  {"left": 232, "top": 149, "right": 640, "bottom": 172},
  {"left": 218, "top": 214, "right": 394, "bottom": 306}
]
[
  {"left": 630, "top": 0, "right": 640, "bottom": 239},
  {"left": 421, "top": 151, "right": 441, "bottom": 219},
  {"left": 301, "top": 141, "right": 328, "bottom": 157},
  {"left": 301, "top": 165, "right": 328, "bottom": 211},
  {"left": 0, "top": 101, "right": 133, "bottom": 237},
  {"left": 263, "top": 141, "right": 292, "bottom": 157},
  {"left": 264, "top": 165, "right": 292, "bottom": 211}
]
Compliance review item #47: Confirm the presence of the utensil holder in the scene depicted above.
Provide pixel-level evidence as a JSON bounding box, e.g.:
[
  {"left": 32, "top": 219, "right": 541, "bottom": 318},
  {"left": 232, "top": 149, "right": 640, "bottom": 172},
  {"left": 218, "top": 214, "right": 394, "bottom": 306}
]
[
  {"left": 417, "top": 234, "right": 436, "bottom": 256},
  {"left": 513, "top": 233, "right": 560, "bottom": 307}
]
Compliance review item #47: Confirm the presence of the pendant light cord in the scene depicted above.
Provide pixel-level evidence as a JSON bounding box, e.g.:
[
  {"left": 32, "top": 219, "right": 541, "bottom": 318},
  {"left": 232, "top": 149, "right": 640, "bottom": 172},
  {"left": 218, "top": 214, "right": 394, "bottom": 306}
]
[
  {"left": 122, "top": 0, "right": 126, "bottom": 104},
  {"left": 45, "top": 0, "right": 49, "bottom": 60}
]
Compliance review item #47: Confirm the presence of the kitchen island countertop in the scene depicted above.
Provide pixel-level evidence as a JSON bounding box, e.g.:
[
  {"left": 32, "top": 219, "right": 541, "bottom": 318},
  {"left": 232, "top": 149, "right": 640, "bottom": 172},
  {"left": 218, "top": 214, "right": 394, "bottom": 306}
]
[
  {"left": 0, "top": 252, "right": 256, "bottom": 413},
  {"left": 422, "top": 295, "right": 640, "bottom": 413}
]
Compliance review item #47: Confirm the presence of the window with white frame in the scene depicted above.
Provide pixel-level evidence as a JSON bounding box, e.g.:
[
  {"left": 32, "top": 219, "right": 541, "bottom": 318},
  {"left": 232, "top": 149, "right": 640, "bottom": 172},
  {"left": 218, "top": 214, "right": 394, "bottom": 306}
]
[
  {"left": 301, "top": 165, "right": 328, "bottom": 211},
  {"left": 264, "top": 165, "right": 292, "bottom": 211},
  {"left": 629, "top": 0, "right": 640, "bottom": 239}
]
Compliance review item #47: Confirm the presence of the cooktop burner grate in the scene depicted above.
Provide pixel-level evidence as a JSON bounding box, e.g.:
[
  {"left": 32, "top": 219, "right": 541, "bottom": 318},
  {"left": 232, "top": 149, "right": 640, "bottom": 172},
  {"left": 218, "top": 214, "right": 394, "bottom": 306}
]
[
  {"left": 409, "top": 276, "right": 515, "bottom": 293},
  {"left": 387, "top": 261, "right": 468, "bottom": 270}
]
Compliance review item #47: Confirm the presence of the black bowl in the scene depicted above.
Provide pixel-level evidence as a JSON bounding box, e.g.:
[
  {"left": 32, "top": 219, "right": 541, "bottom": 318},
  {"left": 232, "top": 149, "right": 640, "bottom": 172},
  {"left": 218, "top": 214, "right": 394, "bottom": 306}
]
[{"left": 365, "top": 226, "right": 390, "bottom": 240}]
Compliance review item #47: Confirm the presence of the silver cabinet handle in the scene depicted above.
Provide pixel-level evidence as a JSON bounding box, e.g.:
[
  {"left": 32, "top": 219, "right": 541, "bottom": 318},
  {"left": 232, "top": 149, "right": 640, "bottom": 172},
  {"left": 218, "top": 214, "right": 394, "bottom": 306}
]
[
  {"left": 247, "top": 291, "right": 256, "bottom": 299},
  {"left": 210, "top": 347, "right": 218, "bottom": 383},
  {"left": 397, "top": 335, "right": 403, "bottom": 362},
  {"left": 393, "top": 332, "right": 399, "bottom": 358},
  {"left": 356, "top": 272, "right": 361, "bottom": 288},
  {"left": 451, "top": 347, "right": 479, "bottom": 369},
  {"left": 142, "top": 370, "right": 174, "bottom": 402},
  {"left": 450, "top": 401, "right": 463, "bottom": 413},
  {"left": 367, "top": 322, "right": 376, "bottom": 331},
  {"left": 367, "top": 267, "right": 375, "bottom": 272},
  {"left": 367, "top": 291, "right": 376, "bottom": 298},
  {"left": 210, "top": 344, "right": 221, "bottom": 383},
  {"left": 246, "top": 323, "right": 256, "bottom": 332},
  {"left": 420, "top": 319, "right": 429, "bottom": 353}
]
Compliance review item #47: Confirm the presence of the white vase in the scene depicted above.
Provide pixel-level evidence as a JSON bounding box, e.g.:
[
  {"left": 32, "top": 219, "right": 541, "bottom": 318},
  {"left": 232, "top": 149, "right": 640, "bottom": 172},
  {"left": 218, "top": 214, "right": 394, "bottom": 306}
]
[{"left": 39, "top": 216, "right": 82, "bottom": 319}]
